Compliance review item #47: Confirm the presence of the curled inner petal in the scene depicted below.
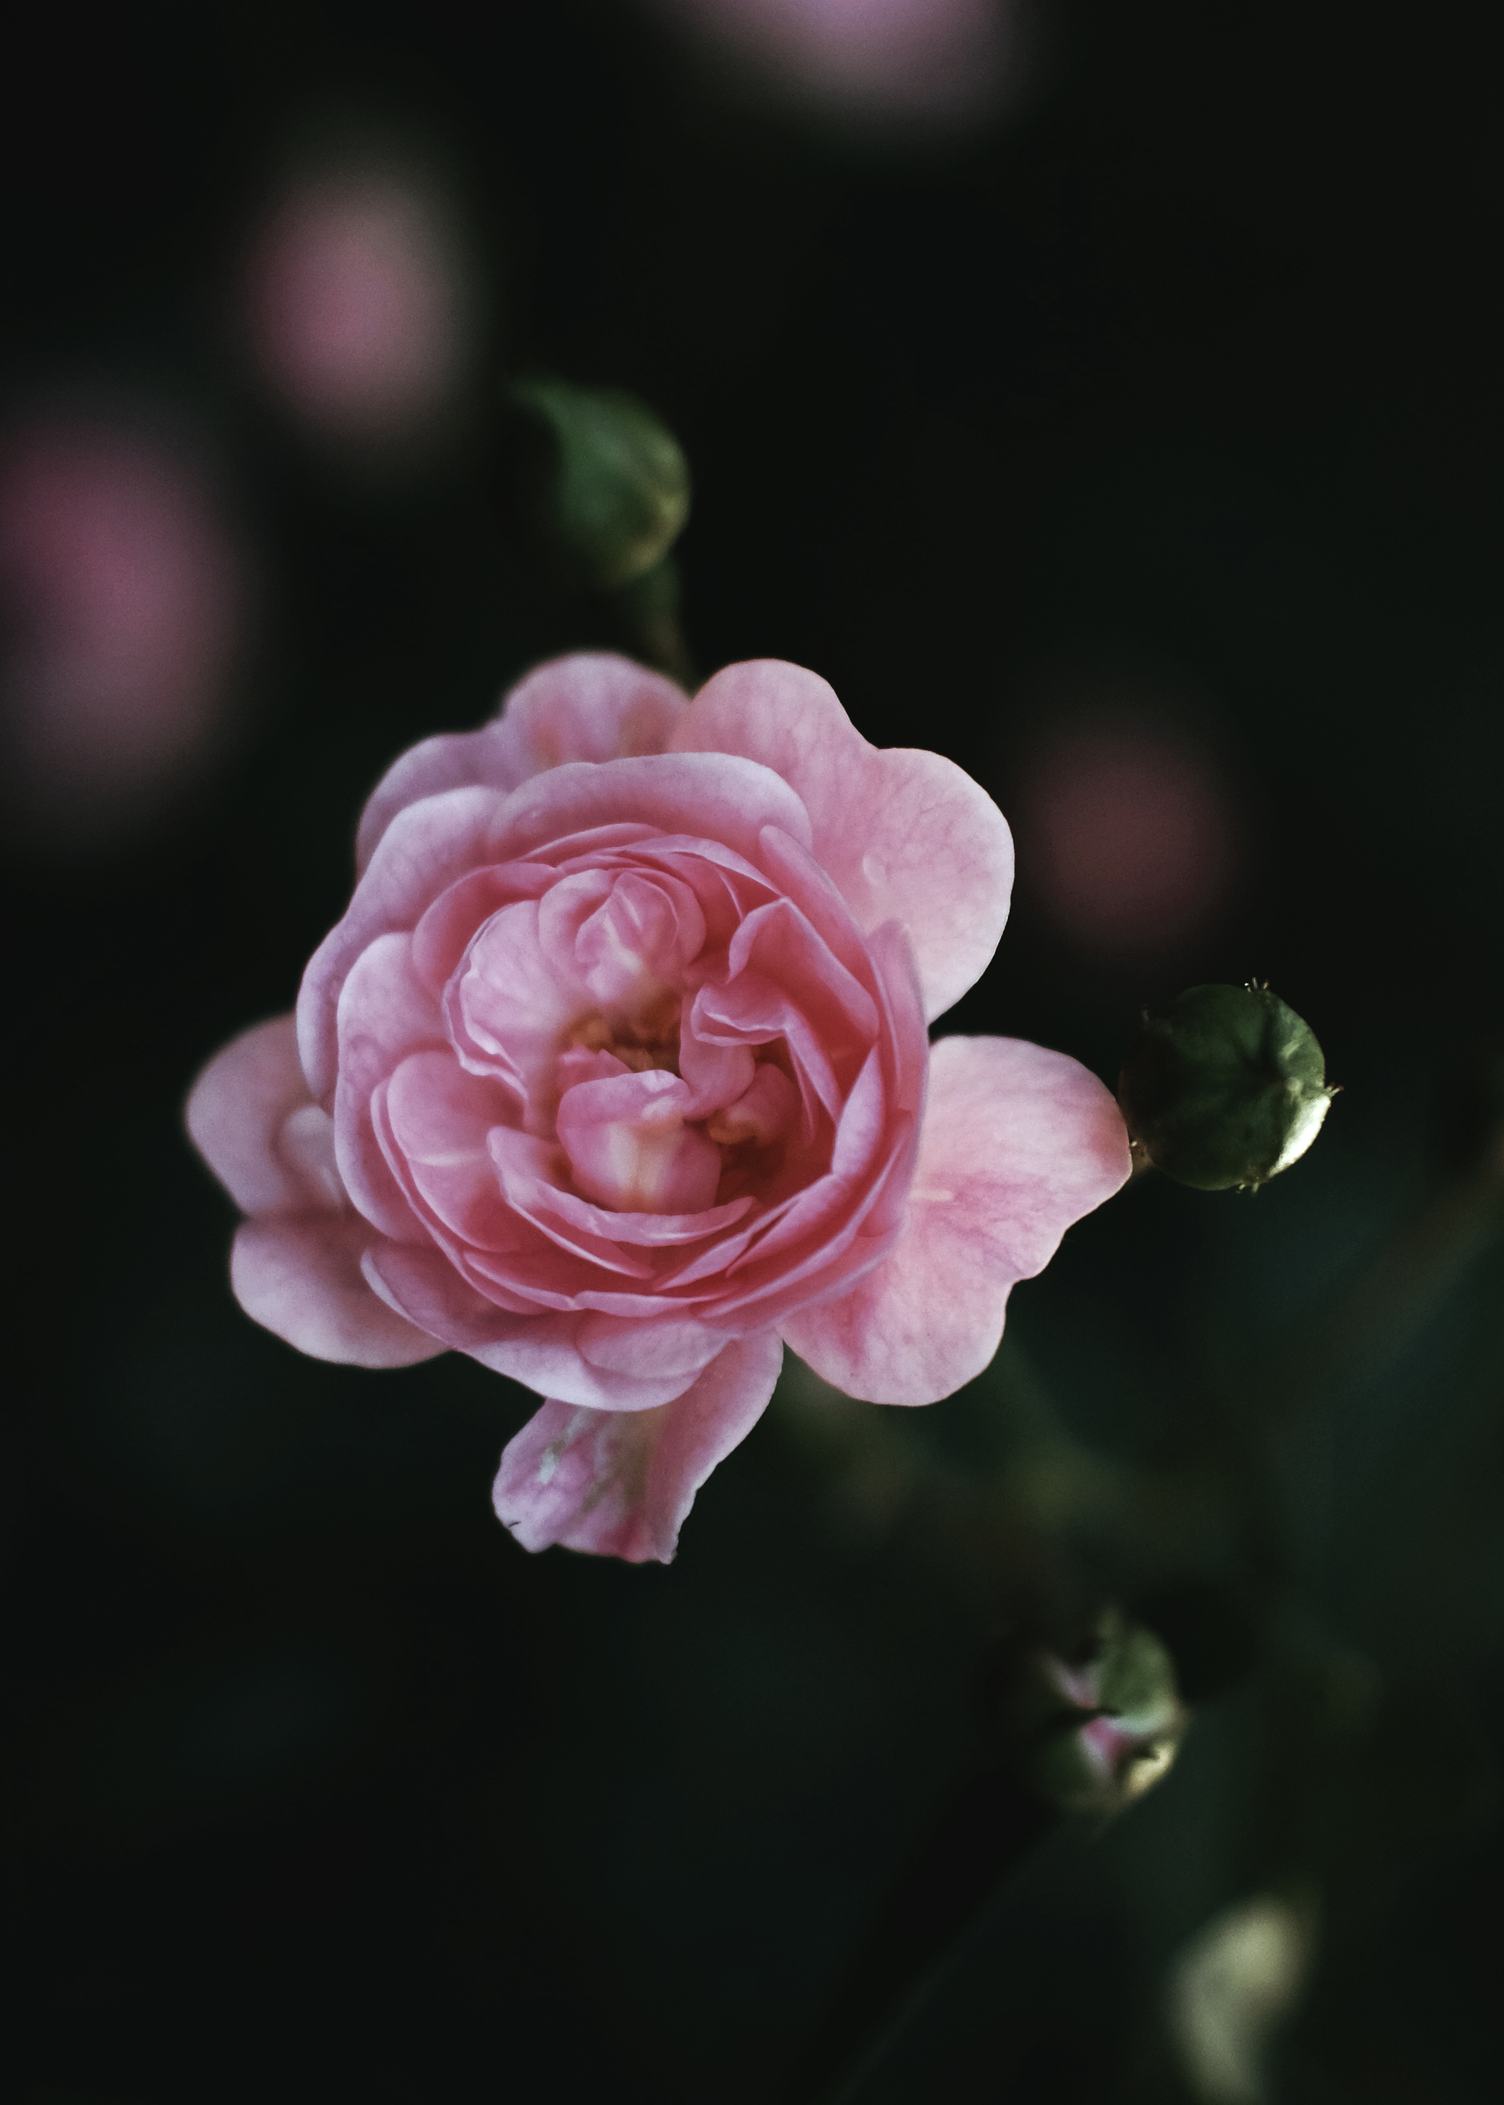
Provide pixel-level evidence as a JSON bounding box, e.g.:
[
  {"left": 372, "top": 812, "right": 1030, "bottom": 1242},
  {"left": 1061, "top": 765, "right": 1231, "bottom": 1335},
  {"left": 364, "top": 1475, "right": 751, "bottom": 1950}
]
[{"left": 557, "top": 1068, "right": 724, "bottom": 1214}]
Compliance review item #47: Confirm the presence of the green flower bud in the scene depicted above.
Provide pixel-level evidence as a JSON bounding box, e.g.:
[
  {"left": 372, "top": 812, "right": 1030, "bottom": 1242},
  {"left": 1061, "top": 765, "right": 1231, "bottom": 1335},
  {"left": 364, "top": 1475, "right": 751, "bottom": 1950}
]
[
  {"left": 509, "top": 376, "right": 690, "bottom": 592},
  {"left": 1118, "top": 982, "right": 1336, "bottom": 1191},
  {"left": 1023, "top": 1609, "right": 1186, "bottom": 1817}
]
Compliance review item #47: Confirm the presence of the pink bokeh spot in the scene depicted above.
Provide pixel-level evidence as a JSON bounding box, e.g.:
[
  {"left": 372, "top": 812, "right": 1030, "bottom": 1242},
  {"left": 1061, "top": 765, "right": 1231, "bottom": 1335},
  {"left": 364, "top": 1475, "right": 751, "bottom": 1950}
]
[
  {"left": 0, "top": 417, "right": 245, "bottom": 838},
  {"left": 1015, "top": 713, "right": 1239, "bottom": 958},
  {"left": 187, "top": 653, "right": 1129, "bottom": 1562},
  {"left": 653, "top": 0, "right": 1020, "bottom": 125},
  {"left": 245, "top": 164, "right": 469, "bottom": 438}
]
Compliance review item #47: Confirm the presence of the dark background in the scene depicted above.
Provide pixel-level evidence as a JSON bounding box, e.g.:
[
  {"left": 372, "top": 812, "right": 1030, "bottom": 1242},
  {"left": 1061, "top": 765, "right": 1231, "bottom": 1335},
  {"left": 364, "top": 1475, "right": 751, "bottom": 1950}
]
[{"left": 11, "top": 4, "right": 1504, "bottom": 2099}]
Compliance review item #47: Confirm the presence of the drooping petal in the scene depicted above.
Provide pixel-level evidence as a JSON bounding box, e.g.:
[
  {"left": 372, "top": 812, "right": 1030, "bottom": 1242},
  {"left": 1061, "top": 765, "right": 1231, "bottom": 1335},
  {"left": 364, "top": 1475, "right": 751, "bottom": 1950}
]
[
  {"left": 354, "top": 652, "right": 688, "bottom": 872},
  {"left": 493, "top": 1331, "right": 783, "bottom": 1561},
  {"left": 673, "top": 660, "right": 1014, "bottom": 1021},
  {"left": 782, "top": 1035, "right": 1130, "bottom": 1404},
  {"left": 186, "top": 1014, "right": 319, "bottom": 1217},
  {"left": 231, "top": 1215, "right": 442, "bottom": 1367}
]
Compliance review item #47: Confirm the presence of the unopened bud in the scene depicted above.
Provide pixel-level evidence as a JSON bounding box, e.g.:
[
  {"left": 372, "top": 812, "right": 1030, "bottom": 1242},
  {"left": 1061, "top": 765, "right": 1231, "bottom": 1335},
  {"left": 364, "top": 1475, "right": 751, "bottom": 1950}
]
[
  {"left": 509, "top": 376, "right": 690, "bottom": 592},
  {"left": 1118, "top": 982, "right": 1335, "bottom": 1191},
  {"left": 1024, "top": 1609, "right": 1186, "bottom": 1816}
]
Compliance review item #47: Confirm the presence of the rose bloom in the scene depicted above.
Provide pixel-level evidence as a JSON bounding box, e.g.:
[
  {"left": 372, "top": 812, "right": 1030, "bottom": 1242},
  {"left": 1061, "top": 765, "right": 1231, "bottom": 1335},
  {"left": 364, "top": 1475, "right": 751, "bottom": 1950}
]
[{"left": 188, "top": 657, "right": 1128, "bottom": 1561}]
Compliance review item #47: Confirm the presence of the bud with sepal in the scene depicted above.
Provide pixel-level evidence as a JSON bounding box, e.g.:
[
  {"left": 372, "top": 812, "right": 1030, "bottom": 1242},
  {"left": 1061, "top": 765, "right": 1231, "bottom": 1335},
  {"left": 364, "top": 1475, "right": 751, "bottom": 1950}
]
[
  {"left": 1118, "top": 982, "right": 1336, "bottom": 1191},
  {"left": 506, "top": 375, "right": 691, "bottom": 593},
  {"left": 1022, "top": 1608, "right": 1187, "bottom": 1815}
]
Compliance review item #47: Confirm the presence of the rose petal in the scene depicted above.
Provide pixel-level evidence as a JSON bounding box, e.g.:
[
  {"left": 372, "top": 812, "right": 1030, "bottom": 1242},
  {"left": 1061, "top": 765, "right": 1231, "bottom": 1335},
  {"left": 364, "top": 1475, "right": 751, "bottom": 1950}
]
[
  {"left": 690, "top": 972, "right": 844, "bottom": 1128},
  {"left": 520, "top": 1174, "right": 755, "bottom": 1250},
  {"left": 363, "top": 1243, "right": 706, "bottom": 1409},
  {"left": 382, "top": 1050, "right": 515, "bottom": 1249},
  {"left": 333, "top": 932, "right": 442, "bottom": 1239},
  {"left": 410, "top": 861, "right": 556, "bottom": 994},
  {"left": 489, "top": 1126, "right": 660, "bottom": 1278},
  {"left": 445, "top": 897, "right": 590, "bottom": 1104},
  {"left": 556, "top": 866, "right": 707, "bottom": 1009},
  {"left": 490, "top": 751, "right": 814, "bottom": 873},
  {"left": 708, "top": 1126, "right": 919, "bottom": 1327},
  {"left": 782, "top": 1035, "right": 1130, "bottom": 1404},
  {"left": 492, "top": 653, "right": 689, "bottom": 781},
  {"left": 231, "top": 1215, "right": 442, "bottom": 1367},
  {"left": 277, "top": 1105, "right": 344, "bottom": 1209},
  {"left": 493, "top": 1331, "right": 783, "bottom": 1562},
  {"left": 354, "top": 728, "right": 524, "bottom": 879},
  {"left": 354, "top": 652, "right": 688, "bottom": 872},
  {"left": 187, "top": 1014, "right": 318, "bottom": 1216},
  {"left": 673, "top": 660, "right": 1014, "bottom": 1020},
  {"left": 557, "top": 1066, "right": 724, "bottom": 1215},
  {"left": 576, "top": 1310, "right": 725, "bottom": 1382},
  {"left": 314, "top": 757, "right": 813, "bottom": 1108},
  {"left": 299, "top": 785, "right": 502, "bottom": 1101}
]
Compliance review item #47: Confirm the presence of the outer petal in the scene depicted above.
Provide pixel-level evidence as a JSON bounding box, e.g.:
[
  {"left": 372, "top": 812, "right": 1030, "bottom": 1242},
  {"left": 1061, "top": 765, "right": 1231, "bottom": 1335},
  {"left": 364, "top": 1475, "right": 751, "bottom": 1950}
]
[
  {"left": 299, "top": 785, "right": 502, "bottom": 1102},
  {"left": 362, "top": 1243, "right": 713, "bottom": 1410},
  {"left": 333, "top": 932, "right": 443, "bottom": 1239},
  {"left": 491, "top": 652, "right": 689, "bottom": 781},
  {"left": 490, "top": 750, "right": 813, "bottom": 872},
  {"left": 186, "top": 1014, "right": 319, "bottom": 1216},
  {"left": 231, "top": 1216, "right": 442, "bottom": 1368},
  {"left": 355, "top": 653, "right": 687, "bottom": 872},
  {"left": 493, "top": 1332, "right": 783, "bottom": 1562},
  {"left": 782, "top": 1036, "right": 1130, "bottom": 1405},
  {"left": 671, "top": 660, "right": 1014, "bottom": 1021}
]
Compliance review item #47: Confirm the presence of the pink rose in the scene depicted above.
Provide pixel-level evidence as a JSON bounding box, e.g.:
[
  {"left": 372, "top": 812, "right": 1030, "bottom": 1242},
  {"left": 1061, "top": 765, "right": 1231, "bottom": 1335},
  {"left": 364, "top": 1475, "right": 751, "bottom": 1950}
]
[{"left": 187, "top": 656, "right": 1129, "bottom": 1561}]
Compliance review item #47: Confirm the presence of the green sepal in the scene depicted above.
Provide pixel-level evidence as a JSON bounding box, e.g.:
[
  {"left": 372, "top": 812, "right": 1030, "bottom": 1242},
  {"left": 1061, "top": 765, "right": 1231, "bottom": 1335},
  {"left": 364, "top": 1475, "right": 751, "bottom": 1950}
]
[{"left": 1118, "top": 982, "right": 1335, "bottom": 1190}]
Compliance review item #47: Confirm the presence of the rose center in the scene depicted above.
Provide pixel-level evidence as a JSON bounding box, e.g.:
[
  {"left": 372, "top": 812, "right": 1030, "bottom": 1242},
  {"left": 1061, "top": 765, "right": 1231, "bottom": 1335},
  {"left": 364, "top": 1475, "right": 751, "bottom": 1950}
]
[{"left": 569, "top": 996, "right": 681, "bottom": 1076}]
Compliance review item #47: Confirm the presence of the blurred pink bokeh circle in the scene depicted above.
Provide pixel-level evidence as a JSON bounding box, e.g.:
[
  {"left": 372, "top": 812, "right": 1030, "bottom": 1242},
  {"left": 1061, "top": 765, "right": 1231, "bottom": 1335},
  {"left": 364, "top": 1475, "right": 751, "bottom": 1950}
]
[
  {"left": 651, "top": 0, "right": 1021, "bottom": 125},
  {"left": 244, "top": 164, "right": 470, "bottom": 439},
  {"left": 1014, "top": 708, "right": 1241, "bottom": 959},
  {"left": 0, "top": 416, "right": 247, "bottom": 841}
]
